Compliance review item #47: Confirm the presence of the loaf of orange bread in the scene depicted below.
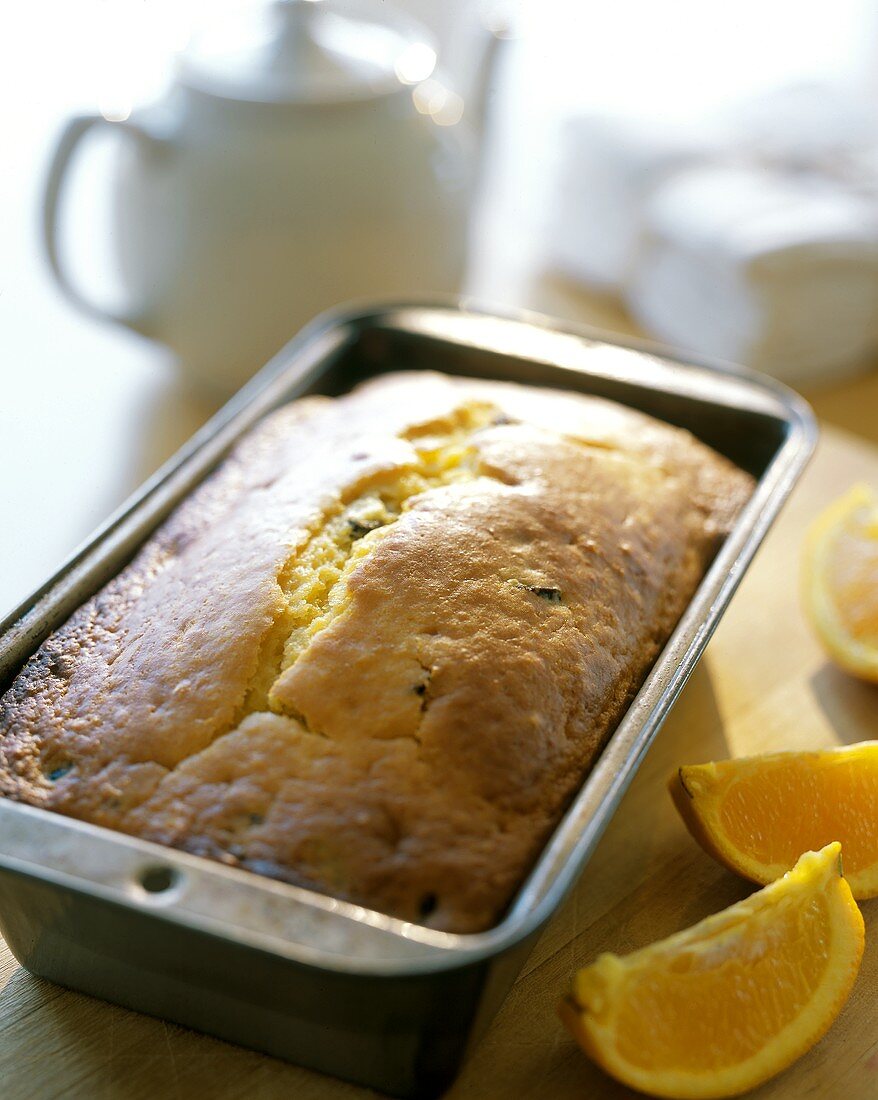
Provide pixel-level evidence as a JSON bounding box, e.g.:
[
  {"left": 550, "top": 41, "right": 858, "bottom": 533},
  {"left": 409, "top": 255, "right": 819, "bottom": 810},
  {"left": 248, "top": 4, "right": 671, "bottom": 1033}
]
[{"left": 0, "top": 372, "right": 753, "bottom": 932}]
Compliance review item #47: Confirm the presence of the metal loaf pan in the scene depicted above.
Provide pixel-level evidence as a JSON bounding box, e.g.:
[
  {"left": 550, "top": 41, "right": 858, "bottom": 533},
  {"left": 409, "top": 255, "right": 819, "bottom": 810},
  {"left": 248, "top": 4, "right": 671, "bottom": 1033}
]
[{"left": 0, "top": 302, "right": 816, "bottom": 1097}]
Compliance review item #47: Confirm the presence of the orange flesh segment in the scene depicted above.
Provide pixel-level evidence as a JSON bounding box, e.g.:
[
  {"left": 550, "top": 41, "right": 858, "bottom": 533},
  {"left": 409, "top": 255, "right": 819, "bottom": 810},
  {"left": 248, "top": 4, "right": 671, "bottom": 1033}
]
[
  {"left": 717, "top": 753, "right": 878, "bottom": 875},
  {"left": 562, "top": 846, "right": 864, "bottom": 1098},
  {"left": 826, "top": 521, "right": 878, "bottom": 646},
  {"left": 612, "top": 893, "right": 830, "bottom": 1072},
  {"left": 803, "top": 484, "right": 878, "bottom": 680}
]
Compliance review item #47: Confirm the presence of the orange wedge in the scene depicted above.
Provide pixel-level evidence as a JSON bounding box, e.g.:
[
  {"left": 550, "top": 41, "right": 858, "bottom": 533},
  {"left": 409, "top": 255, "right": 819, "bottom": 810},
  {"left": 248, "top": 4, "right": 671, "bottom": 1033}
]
[
  {"left": 559, "top": 845, "right": 863, "bottom": 1099},
  {"left": 803, "top": 483, "right": 878, "bottom": 682},
  {"left": 670, "top": 742, "right": 878, "bottom": 898}
]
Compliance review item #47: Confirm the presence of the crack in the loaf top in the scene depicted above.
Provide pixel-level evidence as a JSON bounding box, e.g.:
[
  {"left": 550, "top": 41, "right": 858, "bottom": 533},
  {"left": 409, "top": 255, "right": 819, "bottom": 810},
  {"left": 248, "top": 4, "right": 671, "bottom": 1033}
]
[{"left": 234, "top": 401, "right": 506, "bottom": 742}]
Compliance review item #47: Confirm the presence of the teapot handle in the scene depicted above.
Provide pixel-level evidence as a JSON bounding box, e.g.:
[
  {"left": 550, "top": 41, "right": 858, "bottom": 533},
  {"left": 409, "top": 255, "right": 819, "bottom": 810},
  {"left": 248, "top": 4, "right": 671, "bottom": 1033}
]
[{"left": 42, "top": 114, "right": 169, "bottom": 336}]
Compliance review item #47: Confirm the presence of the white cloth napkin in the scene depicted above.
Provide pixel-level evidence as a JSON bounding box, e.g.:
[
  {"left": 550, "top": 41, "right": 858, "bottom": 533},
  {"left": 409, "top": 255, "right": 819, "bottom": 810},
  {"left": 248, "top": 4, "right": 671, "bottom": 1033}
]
[
  {"left": 547, "top": 83, "right": 878, "bottom": 381},
  {"left": 627, "top": 166, "right": 878, "bottom": 383}
]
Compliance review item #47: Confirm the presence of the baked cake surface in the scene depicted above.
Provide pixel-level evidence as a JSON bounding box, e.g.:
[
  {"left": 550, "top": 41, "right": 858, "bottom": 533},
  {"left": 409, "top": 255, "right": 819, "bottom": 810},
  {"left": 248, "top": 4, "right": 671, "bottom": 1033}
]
[{"left": 0, "top": 372, "right": 753, "bottom": 932}]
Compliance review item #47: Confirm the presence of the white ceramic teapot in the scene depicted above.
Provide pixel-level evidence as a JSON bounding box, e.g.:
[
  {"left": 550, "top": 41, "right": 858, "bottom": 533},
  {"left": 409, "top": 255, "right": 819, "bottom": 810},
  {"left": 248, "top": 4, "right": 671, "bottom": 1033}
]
[{"left": 43, "top": 0, "right": 490, "bottom": 392}]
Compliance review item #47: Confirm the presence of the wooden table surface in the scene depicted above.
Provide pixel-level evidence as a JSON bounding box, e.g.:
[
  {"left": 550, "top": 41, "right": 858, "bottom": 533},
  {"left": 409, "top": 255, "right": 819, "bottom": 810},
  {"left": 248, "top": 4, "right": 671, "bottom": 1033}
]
[{"left": 2, "top": 401, "right": 878, "bottom": 1100}]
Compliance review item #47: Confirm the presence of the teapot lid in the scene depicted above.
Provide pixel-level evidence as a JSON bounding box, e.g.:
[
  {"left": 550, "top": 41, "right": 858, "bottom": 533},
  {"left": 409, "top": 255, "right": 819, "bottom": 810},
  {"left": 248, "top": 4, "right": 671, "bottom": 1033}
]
[{"left": 178, "top": 0, "right": 438, "bottom": 105}]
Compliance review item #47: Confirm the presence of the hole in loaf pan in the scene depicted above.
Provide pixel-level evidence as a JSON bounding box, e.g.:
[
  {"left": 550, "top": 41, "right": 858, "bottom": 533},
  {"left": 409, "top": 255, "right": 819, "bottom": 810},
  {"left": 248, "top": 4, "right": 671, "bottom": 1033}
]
[{"left": 138, "top": 865, "right": 181, "bottom": 896}]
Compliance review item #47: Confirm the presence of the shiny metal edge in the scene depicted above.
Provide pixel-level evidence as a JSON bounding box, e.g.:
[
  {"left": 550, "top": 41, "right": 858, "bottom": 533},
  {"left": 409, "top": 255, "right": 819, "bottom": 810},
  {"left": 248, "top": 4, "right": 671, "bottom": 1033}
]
[{"left": 0, "top": 299, "right": 817, "bottom": 977}]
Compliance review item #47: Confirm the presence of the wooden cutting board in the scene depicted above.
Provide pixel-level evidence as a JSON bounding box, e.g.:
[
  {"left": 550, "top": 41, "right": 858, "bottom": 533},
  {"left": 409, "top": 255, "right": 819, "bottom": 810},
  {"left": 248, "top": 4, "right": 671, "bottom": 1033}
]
[{"left": 1, "top": 423, "right": 878, "bottom": 1100}]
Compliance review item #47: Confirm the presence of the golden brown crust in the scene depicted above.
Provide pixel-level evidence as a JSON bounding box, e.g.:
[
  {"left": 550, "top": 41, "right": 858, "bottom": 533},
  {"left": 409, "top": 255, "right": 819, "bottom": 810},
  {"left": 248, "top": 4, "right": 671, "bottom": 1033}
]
[{"left": 0, "top": 372, "right": 753, "bottom": 932}]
